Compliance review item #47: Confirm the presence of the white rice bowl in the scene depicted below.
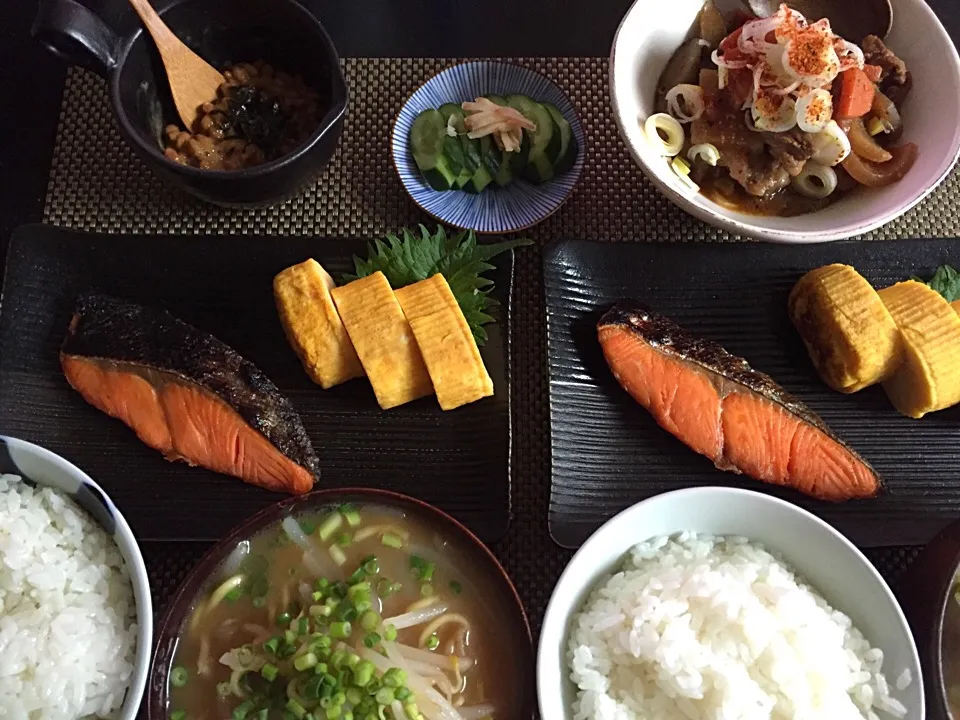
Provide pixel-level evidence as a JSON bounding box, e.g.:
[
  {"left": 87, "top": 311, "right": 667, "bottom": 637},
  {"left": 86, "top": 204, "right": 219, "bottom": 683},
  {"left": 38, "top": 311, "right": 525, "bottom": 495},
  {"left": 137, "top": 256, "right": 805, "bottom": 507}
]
[
  {"left": 0, "top": 474, "right": 138, "bottom": 720},
  {"left": 568, "top": 532, "right": 910, "bottom": 720}
]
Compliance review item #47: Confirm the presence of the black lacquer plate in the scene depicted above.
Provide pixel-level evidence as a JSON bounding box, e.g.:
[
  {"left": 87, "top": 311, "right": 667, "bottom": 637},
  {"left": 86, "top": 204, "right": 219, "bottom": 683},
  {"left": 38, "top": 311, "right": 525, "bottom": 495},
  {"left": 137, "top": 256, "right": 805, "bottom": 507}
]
[
  {"left": 0, "top": 225, "right": 513, "bottom": 542},
  {"left": 545, "top": 238, "right": 960, "bottom": 549}
]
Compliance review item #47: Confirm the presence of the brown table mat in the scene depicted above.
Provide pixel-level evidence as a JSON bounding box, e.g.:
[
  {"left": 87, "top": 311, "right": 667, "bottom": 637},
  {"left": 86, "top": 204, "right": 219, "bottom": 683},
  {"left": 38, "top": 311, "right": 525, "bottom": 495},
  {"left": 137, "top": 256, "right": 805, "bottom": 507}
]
[{"left": 40, "top": 58, "right": 960, "bottom": 634}]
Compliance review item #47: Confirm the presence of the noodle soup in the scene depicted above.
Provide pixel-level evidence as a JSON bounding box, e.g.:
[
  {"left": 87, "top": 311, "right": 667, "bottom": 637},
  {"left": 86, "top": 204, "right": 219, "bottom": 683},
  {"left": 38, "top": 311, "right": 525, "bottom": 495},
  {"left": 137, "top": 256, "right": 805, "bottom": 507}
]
[{"left": 162, "top": 502, "right": 526, "bottom": 720}]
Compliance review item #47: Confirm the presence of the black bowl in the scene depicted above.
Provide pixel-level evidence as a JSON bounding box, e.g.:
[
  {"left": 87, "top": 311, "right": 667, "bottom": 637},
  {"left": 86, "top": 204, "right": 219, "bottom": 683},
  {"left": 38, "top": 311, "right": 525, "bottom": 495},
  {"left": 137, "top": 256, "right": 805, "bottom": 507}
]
[
  {"left": 33, "top": 0, "right": 347, "bottom": 207},
  {"left": 900, "top": 517, "right": 960, "bottom": 720}
]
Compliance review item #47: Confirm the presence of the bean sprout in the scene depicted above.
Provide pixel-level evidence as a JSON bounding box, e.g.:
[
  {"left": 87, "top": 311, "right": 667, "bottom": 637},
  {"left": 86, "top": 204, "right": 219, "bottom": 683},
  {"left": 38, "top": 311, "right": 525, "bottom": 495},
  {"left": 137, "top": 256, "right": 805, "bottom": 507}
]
[
  {"left": 643, "top": 113, "right": 684, "bottom": 157},
  {"left": 665, "top": 84, "right": 704, "bottom": 123},
  {"left": 792, "top": 162, "right": 838, "bottom": 198}
]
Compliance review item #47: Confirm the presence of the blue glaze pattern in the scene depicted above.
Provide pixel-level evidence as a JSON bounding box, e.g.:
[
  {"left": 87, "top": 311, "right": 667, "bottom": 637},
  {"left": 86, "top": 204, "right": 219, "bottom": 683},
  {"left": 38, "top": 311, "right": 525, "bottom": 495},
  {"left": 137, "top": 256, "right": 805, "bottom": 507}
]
[{"left": 392, "top": 61, "right": 585, "bottom": 234}]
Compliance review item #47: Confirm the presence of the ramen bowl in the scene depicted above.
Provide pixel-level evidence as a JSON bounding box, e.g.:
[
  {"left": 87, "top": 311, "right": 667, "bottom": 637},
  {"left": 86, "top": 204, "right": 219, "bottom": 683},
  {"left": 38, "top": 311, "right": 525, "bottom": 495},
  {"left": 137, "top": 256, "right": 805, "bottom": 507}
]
[
  {"left": 148, "top": 488, "right": 533, "bottom": 719},
  {"left": 609, "top": 0, "right": 960, "bottom": 242}
]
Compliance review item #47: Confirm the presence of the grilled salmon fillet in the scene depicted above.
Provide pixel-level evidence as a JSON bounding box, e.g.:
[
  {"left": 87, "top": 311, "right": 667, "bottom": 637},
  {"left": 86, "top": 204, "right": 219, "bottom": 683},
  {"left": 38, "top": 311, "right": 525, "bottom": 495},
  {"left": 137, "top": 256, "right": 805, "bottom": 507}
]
[
  {"left": 598, "top": 301, "right": 880, "bottom": 501},
  {"left": 61, "top": 294, "right": 320, "bottom": 494}
]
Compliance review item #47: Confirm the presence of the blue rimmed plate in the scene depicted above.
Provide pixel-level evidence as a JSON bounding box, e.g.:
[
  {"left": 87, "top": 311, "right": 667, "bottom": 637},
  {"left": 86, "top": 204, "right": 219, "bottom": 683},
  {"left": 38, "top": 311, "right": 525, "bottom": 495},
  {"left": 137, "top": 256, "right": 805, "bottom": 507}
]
[{"left": 392, "top": 61, "right": 585, "bottom": 234}]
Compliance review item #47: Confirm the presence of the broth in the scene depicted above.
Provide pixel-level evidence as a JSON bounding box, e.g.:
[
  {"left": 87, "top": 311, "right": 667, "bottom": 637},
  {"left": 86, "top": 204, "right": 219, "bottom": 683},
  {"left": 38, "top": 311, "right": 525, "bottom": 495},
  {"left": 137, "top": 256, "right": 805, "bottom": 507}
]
[{"left": 167, "top": 505, "right": 517, "bottom": 720}]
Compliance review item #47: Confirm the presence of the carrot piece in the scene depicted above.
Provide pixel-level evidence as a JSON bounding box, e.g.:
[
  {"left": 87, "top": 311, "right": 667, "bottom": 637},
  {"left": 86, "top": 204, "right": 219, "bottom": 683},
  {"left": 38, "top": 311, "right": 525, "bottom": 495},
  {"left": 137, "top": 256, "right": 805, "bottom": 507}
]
[
  {"left": 836, "top": 68, "right": 877, "bottom": 119},
  {"left": 863, "top": 64, "right": 883, "bottom": 83}
]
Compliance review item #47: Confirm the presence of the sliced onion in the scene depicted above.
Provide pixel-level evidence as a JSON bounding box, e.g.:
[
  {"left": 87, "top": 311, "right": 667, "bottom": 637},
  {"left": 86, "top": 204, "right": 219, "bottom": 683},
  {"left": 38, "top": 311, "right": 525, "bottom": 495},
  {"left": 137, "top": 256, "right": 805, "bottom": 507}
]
[
  {"left": 872, "top": 91, "right": 902, "bottom": 134},
  {"left": 792, "top": 162, "right": 838, "bottom": 198},
  {"left": 644, "top": 113, "right": 685, "bottom": 156},
  {"left": 796, "top": 88, "right": 833, "bottom": 132},
  {"left": 665, "top": 84, "right": 704, "bottom": 123},
  {"left": 810, "top": 120, "right": 851, "bottom": 166},
  {"left": 687, "top": 143, "right": 720, "bottom": 166},
  {"left": 837, "top": 40, "right": 865, "bottom": 70},
  {"left": 739, "top": 16, "right": 780, "bottom": 55},
  {"left": 711, "top": 48, "right": 751, "bottom": 70},
  {"left": 752, "top": 95, "right": 797, "bottom": 133}
]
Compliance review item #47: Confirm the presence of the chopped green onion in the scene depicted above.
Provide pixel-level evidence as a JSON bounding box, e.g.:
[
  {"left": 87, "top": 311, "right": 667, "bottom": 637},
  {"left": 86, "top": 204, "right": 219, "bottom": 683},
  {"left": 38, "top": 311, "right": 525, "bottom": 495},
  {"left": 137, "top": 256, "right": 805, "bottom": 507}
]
[
  {"left": 261, "top": 663, "right": 279, "bottom": 682},
  {"left": 360, "top": 556, "right": 379, "bottom": 575},
  {"left": 315, "top": 577, "right": 330, "bottom": 592},
  {"left": 375, "top": 687, "right": 395, "bottom": 705},
  {"left": 348, "top": 582, "right": 371, "bottom": 602},
  {"left": 336, "top": 603, "right": 357, "bottom": 622},
  {"left": 362, "top": 632, "right": 381, "bottom": 648},
  {"left": 377, "top": 578, "right": 400, "bottom": 597},
  {"left": 225, "top": 586, "right": 244, "bottom": 603},
  {"left": 355, "top": 599, "right": 372, "bottom": 614},
  {"left": 352, "top": 660, "right": 375, "bottom": 687},
  {"left": 343, "top": 652, "right": 360, "bottom": 668},
  {"left": 305, "top": 674, "right": 324, "bottom": 700},
  {"left": 336, "top": 532, "right": 352, "bottom": 547},
  {"left": 263, "top": 636, "right": 281, "bottom": 655},
  {"left": 359, "top": 610, "right": 380, "bottom": 631},
  {"left": 346, "top": 687, "right": 364, "bottom": 706},
  {"left": 286, "top": 698, "right": 307, "bottom": 720},
  {"left": 252, "top": 711, "right": 268, "bottom": 720},
  {"left": 330, "top": 621, "right": 352, "bottom": 639},
  {"left": 347, "top": 567, "right": 366, "bottom": 586},
  {"left": 338, "top": 504, "right": 361, "bottom": 527},
  {"left": 276, "top": 612, "right": 292, "bottom": 628},
  {"left": 420, "top": 583, "right": 434, "bottom": 598},
  {"left": 170, "top": 711, "right": 187, "bottom": 720},
  {"left": 449, "top": 580, "right": 463, "bottom": 595},
  {"left": 384, "top": 624, "right": 398, "bottom": 642},
  {"left": 310, "top": 603, "right": 333, "bottom": 618},
  {"left": 170, "top": 665, "right": 189, "bottom": 688},
  {"left": 382, "top": 668, "right": 406, "bottom": 688},
  {"left": 297, "top": 617, "right": 309, "bottom": 636},
  {"left": 232, "top": 700, "right": 255, "bottom": 720},
  {"left": 252, "top": 596, "right": 266, "bottom": 609},
  {"left": 284, "top": 629, "right": 297, "bottom": 645},
  {"left": 425, "top": 634, "right": 439, "bottom": 651},
  {"left": 312, "top": 590, "right": 325, "bottom": 603},
  {"left": 420, "top": 564, "right": 435, "bottom": 583},
  {"left": 300, "top": 519, "right": 317, "bottom": 535},
  {"left": 294, "top": 652, "right": 319, "bottom": 671},
  {"left": 381, "top": 532, "right": 404, "bottom": 549},
  {"left": 329, "top": 545, "right": 347, "bottom": 566},
  {"left": 395, "top": 686, "right": 412, "bottom": 702},
  {"left": 403, "top": 702, "right": 421, "bottom": 720},
  {"left": 318, "top": 513, "right": 343, "bottom": 542}
]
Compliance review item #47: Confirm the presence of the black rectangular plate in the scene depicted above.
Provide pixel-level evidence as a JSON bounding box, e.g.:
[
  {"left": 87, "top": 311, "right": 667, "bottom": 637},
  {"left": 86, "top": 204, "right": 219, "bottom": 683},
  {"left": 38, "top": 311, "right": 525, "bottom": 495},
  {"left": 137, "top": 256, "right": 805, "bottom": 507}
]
[
  {"left": 546, "top": 238, "right": 960, "bottom": 549},
  {"left": 0, "top": 225, "right": 513, "bottom": 543}
]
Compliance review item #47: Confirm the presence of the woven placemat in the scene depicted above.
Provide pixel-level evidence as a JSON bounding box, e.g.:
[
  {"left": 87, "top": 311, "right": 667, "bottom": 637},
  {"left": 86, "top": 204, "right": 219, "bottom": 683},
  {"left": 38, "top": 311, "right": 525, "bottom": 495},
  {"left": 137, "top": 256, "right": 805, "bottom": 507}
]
[{"left": 42, "top": 58, "right": 953, "bottom": 633}]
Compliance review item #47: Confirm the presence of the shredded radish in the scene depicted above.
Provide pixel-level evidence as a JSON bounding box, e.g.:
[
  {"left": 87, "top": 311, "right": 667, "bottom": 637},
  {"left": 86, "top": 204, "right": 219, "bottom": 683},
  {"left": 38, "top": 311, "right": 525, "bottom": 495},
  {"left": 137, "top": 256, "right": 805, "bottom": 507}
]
[{"left": 384, "top": 602, "right": 450, "bottom": 630}]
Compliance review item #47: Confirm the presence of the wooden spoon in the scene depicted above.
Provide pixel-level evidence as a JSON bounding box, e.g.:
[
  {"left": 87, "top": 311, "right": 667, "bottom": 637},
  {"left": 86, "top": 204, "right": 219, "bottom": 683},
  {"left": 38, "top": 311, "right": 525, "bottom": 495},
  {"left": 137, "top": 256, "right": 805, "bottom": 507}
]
[
  {"left": 744, "top": 0, "right": 893, "bottom": 41},
  {"left": 127, "top": 0, "right": 224, "bottom": 130}
]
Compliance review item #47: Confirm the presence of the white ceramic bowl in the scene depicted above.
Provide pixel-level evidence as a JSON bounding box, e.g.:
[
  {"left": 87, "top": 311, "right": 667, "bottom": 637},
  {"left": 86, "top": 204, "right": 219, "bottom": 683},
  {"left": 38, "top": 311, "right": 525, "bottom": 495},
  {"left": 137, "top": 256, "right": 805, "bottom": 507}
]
[
  {"left": 538, "top": 487, "right": 923, "bottom": 718},
  {"left": 0, "top": 435, "right": 153, "bottom": 720},
  {"left": 610, "top": 0, "right": 960, "bottom": 242}
]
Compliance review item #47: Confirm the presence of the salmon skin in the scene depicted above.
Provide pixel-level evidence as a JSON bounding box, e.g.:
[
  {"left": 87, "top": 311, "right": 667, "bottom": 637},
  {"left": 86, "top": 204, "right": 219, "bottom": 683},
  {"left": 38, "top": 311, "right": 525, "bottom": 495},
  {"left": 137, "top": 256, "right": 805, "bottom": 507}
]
[
  {"left": 598, "top": 301, "right": 880, "bottom": 501},
  {"left": 61, "top": 293, "right": 320, "bottom": 495}
]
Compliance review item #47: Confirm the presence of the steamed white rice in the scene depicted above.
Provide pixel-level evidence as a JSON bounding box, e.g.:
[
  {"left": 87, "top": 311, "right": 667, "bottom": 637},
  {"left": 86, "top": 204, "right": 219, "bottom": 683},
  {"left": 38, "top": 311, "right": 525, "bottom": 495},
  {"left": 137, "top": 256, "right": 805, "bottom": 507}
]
[
  {"left": 0, "top": 474, "right": 138, "bottom": 720},
  {"left": 568, "top": 532, "right": 910, "bottom": 720}
]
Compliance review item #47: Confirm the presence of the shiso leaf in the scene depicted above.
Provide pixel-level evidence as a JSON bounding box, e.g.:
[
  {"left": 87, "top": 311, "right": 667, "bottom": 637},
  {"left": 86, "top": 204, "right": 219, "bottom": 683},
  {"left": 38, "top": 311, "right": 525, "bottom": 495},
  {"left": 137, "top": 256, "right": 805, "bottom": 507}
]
[
  {"left": 911, "top": 265, "right": 960, "bottom": 303},
  {"left": 344, "top": 225, "right": 531, "bottom": 345}
]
